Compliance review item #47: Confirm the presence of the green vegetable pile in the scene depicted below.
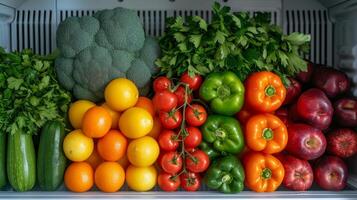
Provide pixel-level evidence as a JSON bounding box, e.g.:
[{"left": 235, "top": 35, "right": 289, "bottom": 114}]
[
  {"left": 55, "top": 7, "right": 161, "bottom": 102},
  {"left": 0, "top": 48, "right": 71, "bottom": 136},
  {"left": 156, "top": 3, "right": 311, "bottom": 83}
]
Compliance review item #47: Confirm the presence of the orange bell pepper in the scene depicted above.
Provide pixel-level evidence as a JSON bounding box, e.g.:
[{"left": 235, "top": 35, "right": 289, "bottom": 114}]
[
  {"left": 245, "top": 71, "right": 286, "bottom": 113},
  {"left": 243, "top": 152, "right": 284, "bottom": 192},
  {"left": 245, "top": 113, "right": 288, "bottom": 154}
]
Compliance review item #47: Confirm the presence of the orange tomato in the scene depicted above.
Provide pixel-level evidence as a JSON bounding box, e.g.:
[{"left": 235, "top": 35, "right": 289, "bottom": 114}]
[
  {"left": 97, "top": 130, "right": 127, "bottom": 161},
  {"left": 82, "top": 106, "right": 112, "bottom": 138},
  {"left": 95, "top": 162, "right": 125, "bottom": 193},
  {"left": 86, "top": 147, "right": 103, "bottom": 169},
  {"left": 64, "top": 162, "right": 94, "bottom": 193},
  {"left": 135, "top": 97, "right": 155, "bottom": 116},
  {"left": 117, "top": 154, "right": 130, "bottom": 169},
  {"left": 146, "top": 116, "right": 162, "bottom": 139},
  {"left": 101, "top": 103, "right": 121, "bottom": 129}
]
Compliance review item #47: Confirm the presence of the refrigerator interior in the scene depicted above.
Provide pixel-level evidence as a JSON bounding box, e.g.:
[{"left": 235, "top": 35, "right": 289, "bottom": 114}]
[{"left": 0, "top": 0, "right": 357, "bottom": 199}]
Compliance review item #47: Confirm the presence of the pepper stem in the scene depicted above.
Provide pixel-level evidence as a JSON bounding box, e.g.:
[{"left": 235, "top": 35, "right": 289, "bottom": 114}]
[
  {"left": 265, "top": 85, "right": 276, "bottom": 97},
  {"left": 262, "top": 128, "right": 274, "bottom": 140},
  {"left": 221, "top": 174, "right": 232, "bottom": 183},
  {"left": 215, "top": 129, "right": 226, "bottom": 139},
  {"left": 217, "top": 85, "right": 231, "bottom": 98},
  {"left": 262, "top": 168, "right": 272, "bottom": 179}
]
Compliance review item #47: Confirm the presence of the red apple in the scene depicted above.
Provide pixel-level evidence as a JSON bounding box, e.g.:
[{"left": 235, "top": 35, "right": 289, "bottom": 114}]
[
  {"left": 314, "top": 156, "right": 348, "bottom": 191},
  {"left": 334, "top": 98, "right": 357, "bottom": 127},
  {"left": 296, "top": 88, "right": 333, "bottom": 130},
  {"left": 296, "top": 60, "right": 314, "bottom": 83},
  {"left": 283, "top": 78, "right": 302, "bottom": 105},
  {"left": 275, "top": 107, "right": 291, "bottom": 127},
  {"left": 286, "top": 123, "right": 326, "bottom": 160},
  {"left": 327, "top": 128, "right": 357, "bottom": 158},
  {"left": 312, "top": 66, "right": 350, "bottom": 99},
  {"left": 280, "top": 155, "right": 313, "bottom": 191}
]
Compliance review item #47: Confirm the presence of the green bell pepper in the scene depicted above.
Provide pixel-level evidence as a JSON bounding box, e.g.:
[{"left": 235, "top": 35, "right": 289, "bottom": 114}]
[
  {"left": 199, "top": 71, "right": 244, "bottom": 116},
  {"left": 205, "top": 155, "right": 245, "bottom": 193},
  {"left": 201, "top": 115, "right": 244, "bottom": 154},
  {"left": 199, "top": 141, "right": 221, "bottom": 160}
]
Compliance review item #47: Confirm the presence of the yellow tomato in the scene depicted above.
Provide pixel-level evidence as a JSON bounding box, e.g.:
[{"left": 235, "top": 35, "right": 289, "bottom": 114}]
[
  {"left": 104, "top": 78, "right": 139, "bottom": 112},
  {"left": 127, "top": 136, "right": 159, "bottom": 167},
  {"left": 119, "top": 107, "right": 153, "bottom": 139},
  {"left": 117, "top": 154, "right": 130, "bottom": 170},
  {"left": 63, "top": 130, "right": 94, "bottom": 162},
  {"left": 101, "top": 103, "right": 121, "bottom": 129},
  {"left": 146, "top": 116, "right": 162, "bottom": 139},
  {"left": 68, "top": 100, "right": 96, "bottom": 129},
  {"left": 126, "top": 165, "right": 157, "bottom": 192}
]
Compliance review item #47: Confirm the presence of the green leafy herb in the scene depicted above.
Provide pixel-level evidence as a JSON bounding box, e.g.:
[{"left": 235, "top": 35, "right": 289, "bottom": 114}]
[
  {"left": 155, "top": 2, "right": 311, "bottom": 83},
  {"left": 0, "top": 48, "right": 72, "bottom": 135}
]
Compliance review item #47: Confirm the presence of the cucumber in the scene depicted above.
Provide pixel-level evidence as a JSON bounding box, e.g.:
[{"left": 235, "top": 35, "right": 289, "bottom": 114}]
[
  {"left": 0, "top": 134, "right": 6, "bottom": 188},
  {"left": 7, "top": 132, "right": 36, "bottom": 192},
  {"left": 37, "top": 121, "right": 67, "bottom": 191}
]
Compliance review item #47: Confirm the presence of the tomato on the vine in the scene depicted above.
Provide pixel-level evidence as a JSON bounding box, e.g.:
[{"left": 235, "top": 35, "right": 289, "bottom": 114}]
[
  {"left": 184, "top": 127, "right": 202, "bottom": 148},
  {"left": 160, "top": 151, "right": 183, "bottom": 174},
  {"left": 158, "top": 130, "right": 179, "bottom": 151},
  {"left": 159, "top": 110, "right": 182, "bottom": 129},
  {"left": 180, "top": 172, "right": 201, "bottom": 191},
  {"left": 185, "top": 150, "right": 210, "bottom": 173},
  {"left": 153, "top": 76, "right": 171, "bottom": 93},
  {"left": 158, "top": 172, "right": 181, "bottom": 192},
  {"left": 180, "top": 72, "right": 203, "bottom": 91},
  {"left": 153, "top": 91, "right": 178, "bottom": 112},
  {"left": 174, "top": 86, "right": 193, "bottom": 106},
  {"left": 185, "top": 104, "right": 207, "bottom": 127}
]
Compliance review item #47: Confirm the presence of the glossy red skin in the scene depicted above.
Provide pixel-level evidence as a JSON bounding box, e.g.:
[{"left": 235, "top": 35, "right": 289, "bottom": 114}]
[
  {"left": 153, "top": 91, "right": 178, "bottom": 112},
  {"left": 159, "top": 110, "right": 182, "bottom": 129},
  {"left": 327, "top": 128, "right": 357, "bottom": 158},
  {"left": 275, "top": 107, "right": 291, "bottom": 127},
  {"left": 312, "top": 66, "right": 350, "bottom": 98},
  {"left": 286, "top": 123, "right": 326, "bottom": 160},
  {"left": 184, "top": 127, "right": 202, "bottom": 148},
  {"left": 296, "top": 60, "right": 314, "bottom": 83},
  {"left": 280, "top": 155, "right": 313, "bottom": 191},
  {"left": 185, "top": 104, "right": 207, "bottom": 127},
  {"left": 158, "top": 130, "right": 179, "bottom": 151},
  {"left": 160, "top": 151, "right": 183, "bottom": 174},
  {"left": 174, "top": 86, "right": 193, "bottom": 106},
  {"left": 283, "top": 78, "right": 302, "bottom": 105},
  {"left": 314, "top": 156, "right": 348, "bottom": 191},
  {"left": 180, "top": 172, "right": 201, "bottom": 191},
  {"left": 180, "top": 72, "right": 203, "bottom": 91},
  {"left": 296, "top": 88, "right": 333, "bottom": 130},
  {"left": 158, "top": 172, "right": 181, "bottom": 192},
  {"left": 153, "top": 76, "right": 171, "bottom": 92},
  {"left": 334, "top": 98, "right": 357, "bottom": 127},
  {"left": 185, "top": 150, "right": 210, "bottom": 173}
]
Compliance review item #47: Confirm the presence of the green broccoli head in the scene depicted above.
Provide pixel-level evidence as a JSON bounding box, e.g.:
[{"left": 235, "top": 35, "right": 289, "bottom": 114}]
[{"left": 55, "top": 7, "right": 160, "bottom": 102}]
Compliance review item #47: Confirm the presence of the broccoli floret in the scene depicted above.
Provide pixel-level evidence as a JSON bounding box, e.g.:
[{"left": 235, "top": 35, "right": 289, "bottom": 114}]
[{"left": 55, "top": 7, "right": 160, "bottom": 102}]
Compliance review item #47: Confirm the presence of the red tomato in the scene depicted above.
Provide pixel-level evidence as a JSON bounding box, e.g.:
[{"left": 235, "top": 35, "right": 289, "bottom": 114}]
[
  {"left": 159, "top": 110, "right": 182, "bottom": 129},
  {"left": 185, "top": 150, "right": 210, "bottom": 173},
  {"left": 158, "top": 130, "right": 179, "bottom": 151},
  {"left": 174, "top": 86, "right": 193, "bottom": 106},
  {"left": 160, "top": 151, "right": 183, "bottom": 174},
  {"left": 153, "top": 76, "right": 171, "bottom": 92},
  {"left": 180, "top": 172, "right": 201, "bottom": 191},
  {"left": 185, "top": 104, "right": 207, "bottom": 127},
  {"left": 153, "top": 91, "right": 178, "bottom": 112},
  {"left": 184, "top": 127, "right": 202, "bottom": 148},
  {"left": 158, "top": 172, "right": 181, "bottom": 192},
  {"left": 180, "top": 72, "right": 203, "bottom": 91}
]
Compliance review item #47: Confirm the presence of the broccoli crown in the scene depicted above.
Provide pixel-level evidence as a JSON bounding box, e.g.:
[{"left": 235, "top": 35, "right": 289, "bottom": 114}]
[{"left": 55, "top": 7, "right": 160, "bottom": 102}]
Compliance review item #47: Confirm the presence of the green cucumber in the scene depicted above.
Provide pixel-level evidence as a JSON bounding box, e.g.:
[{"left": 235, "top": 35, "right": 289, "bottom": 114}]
[
  {"left": 0, "top": 134, "right": 6, "bottom": 188},
  {"left": 37, "top": 121, "right": 67, "bottom": 191},
  {"left": 7, "top": 132, "right": 36, "bottom": 192}
]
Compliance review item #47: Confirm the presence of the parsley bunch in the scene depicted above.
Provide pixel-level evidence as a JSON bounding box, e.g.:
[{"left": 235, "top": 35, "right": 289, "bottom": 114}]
[
  {"left": 155, "top": 2, "right": 311, "bottom": 84},
  {"left": 0, "top": 48, "right": 71, "bottom": 135}
]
